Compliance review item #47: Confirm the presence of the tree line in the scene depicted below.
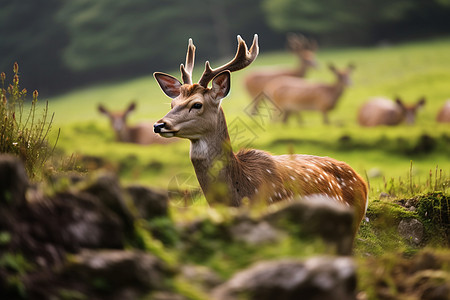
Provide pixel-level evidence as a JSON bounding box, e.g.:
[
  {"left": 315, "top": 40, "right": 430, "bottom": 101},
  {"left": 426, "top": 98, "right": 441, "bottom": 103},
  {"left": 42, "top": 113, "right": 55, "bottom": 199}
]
[{"left": 1, "top": 0, "right": 449, "bottom": 96}]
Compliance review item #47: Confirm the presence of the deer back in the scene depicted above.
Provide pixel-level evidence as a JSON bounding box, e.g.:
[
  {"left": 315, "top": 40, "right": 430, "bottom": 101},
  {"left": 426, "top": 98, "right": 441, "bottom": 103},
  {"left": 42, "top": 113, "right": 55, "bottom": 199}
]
[
  {"left": 358, "top": 97, "right": 425, "bottom": 127},
  {"left": 437, "top": 100, "right": 450, "bottom": 123},
  {"left": 244, "top": 34, "right": 317, "bottom": 99},
  {"left": 265, "top": 64, "right": 353, "bottom": 113}
]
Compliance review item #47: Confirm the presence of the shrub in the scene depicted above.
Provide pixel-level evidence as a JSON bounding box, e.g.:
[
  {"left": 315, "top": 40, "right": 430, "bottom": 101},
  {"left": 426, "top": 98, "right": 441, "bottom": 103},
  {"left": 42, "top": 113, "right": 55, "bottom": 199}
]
[{"left": 0, "top": 62, "right": 59, "bottom": 178}]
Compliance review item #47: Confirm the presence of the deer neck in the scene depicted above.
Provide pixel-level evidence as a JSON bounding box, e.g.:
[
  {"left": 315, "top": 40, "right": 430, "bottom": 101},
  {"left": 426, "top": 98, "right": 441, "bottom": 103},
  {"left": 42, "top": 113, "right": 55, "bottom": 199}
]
[
  {"left": 329, "top": 80, "right": 346, "bottom": 105},
  {"left": 295, "top": 60, "right": 309, "bottom": 77},
  {"left": 116, "top": 126, "right": 131, "bottom": 142},
  {"left": 189, "top": 107, "right": 239, "bottom": 204}
]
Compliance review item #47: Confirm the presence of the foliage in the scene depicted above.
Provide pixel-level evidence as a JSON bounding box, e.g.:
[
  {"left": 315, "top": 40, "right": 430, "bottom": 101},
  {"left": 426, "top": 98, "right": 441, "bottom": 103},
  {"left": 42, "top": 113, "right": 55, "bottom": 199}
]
[
  {"left": 2, "top": 0, "right": 450, "bottom": 94},
  {"left": 0, "top": 0, "right": 69, "bottom": 95},
  {"left": 262, "top": 0, "right": 450, "bottom": 44},
  {"left": 0, "top": 63, "right": 59, "bottom": 178}
]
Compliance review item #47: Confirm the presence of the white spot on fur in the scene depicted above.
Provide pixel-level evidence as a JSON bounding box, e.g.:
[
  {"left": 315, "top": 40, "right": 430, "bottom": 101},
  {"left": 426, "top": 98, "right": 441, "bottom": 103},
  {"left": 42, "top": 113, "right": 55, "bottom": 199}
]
[{"left": 266, "top": 169, "right": 272, "bottom": 174}]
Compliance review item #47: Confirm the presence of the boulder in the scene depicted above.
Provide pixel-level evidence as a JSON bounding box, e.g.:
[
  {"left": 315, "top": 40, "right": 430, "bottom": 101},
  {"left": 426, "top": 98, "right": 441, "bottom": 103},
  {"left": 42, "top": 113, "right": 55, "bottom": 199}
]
[
  {"left": 126, "top": 185, "right": 168, "bottom": 219},
  {"left": 81, "top": 172, "right": 134, "bottom": 232},
  {"left": 0, "top": 154, "right": 29, "bottom": 207},
  {"left": 212, "top": 256, "right": 357, "bottom": 300},
  {"left": 264, "top": 196, "right": 354, "bottom": 255},
  {"left": 66, "top": 250, "right": 168, "bottom": 290},
  {"left": 398, "top": 218, "right": 424, "bottom": 245}
]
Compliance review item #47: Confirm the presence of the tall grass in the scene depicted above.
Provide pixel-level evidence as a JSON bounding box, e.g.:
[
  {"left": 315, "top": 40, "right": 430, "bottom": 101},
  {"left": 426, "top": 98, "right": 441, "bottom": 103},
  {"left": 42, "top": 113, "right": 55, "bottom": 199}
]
[{"left": 0, "top": 63, "right": 59, "bottom": 178}]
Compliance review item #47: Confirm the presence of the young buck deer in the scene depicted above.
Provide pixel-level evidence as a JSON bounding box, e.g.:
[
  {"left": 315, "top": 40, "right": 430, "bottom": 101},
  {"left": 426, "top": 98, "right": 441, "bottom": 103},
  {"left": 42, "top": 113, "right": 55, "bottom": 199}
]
[
  {"left": 245, "top": 34, "right": 318, "bottom": 114},
  {"left": 436, "top": 100, "right": 450, "bottom": 123},
  {"left": 264, "top": 64, "right": 355, "bottom": 124},
  {"left": 153, "top": 35, "right": 368, "bottom": 235},
  {"left": 98, "top": 102, "right": 172, "bottom": 145},
  {"left": 358, "top": 97, "right": 426, "bottom": 127}
]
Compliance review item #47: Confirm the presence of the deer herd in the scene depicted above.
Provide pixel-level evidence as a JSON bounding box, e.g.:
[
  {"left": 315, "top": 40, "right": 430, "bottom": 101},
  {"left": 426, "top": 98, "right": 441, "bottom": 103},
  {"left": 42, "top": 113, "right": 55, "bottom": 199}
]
[{"left": 97, "top": 34, "right": 449, "bottom": 238}]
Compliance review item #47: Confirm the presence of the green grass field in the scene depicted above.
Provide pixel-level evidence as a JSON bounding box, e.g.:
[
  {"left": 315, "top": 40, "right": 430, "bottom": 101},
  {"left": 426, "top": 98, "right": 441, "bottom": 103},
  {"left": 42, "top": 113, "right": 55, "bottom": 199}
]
[{"left": 45, "top": 36, "right": 450, "bottom": 199}]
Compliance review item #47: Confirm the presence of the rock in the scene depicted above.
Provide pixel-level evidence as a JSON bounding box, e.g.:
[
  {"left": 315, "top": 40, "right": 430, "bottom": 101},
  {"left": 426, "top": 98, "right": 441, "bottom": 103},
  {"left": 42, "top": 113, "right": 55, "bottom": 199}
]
[
  {"left": 27, "top": 250, "right": 173, "bottom": 300},
  {"left": 379, "top": 192, "right": 390, "bottom": 199},
  {"left": 0, "top": 154, "right": 29, "bottom": 207},
  {"left": 81, "top": 172, "right": 134, "bottom": 232},
  {"left": 126, "top": 185, "right": 168, "bottom": 219},
  {"left": 212, "top": 256, "right": 357, "bottom": 300},
  {"left": 181, "top": 264, "right": 223, "bottom": 289},
  {"left": 230, "top": 218, "right": 282, "bottom": 245},
  {"left": 368, "top": 168, "right": 382, "bottom": 178},
  {"left": 16, "top": 191, "right": 126, "bottom": 266},
  {"left": 264, "top": 197, "right": 354, "bottom": 255},
  {"left": 398, "top": 218, "right": 424, "bottom": 245},
  {"left": 66, "top": 250, "right": 169, "bottom": 290}
]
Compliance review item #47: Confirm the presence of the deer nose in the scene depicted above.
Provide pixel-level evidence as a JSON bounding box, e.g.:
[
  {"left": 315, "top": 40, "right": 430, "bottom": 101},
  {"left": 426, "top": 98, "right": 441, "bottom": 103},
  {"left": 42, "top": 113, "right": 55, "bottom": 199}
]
[{"left": 153, "top": 122, "right": 165, "bottom": 133}]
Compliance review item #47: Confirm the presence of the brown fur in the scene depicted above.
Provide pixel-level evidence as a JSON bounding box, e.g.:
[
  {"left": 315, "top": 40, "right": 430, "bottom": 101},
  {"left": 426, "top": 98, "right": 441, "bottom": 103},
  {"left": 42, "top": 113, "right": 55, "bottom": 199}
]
[
  {"left": 264, "top": 64, "right": 354, "bottom": 124},
  {"left": 245, "top": 35, "right": 317, "bottom": 113},
  {"left": 436, "top": 100, "right": 450, "bottom": 123},
  {"left": 98, "top": 103, "right": 173, "bottom": 145},
  {"left": 358, "top": 97, "right": 426, "bottom": 127}
]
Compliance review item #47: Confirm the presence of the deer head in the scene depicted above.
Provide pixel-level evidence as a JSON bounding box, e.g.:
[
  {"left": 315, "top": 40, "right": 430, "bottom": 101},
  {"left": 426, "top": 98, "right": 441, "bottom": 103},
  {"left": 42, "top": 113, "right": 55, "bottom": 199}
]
[
  {"left": 287, "top": 33, "right": 318, "bottom": 69},
  {"left": 395, "top": 97, "right": 426, "bottom": 125},
  {"left": 153, "top": 35, "right": 259, "bottom": 141},
  {"left": 328, "top": 63, "right": 355, "bottom": 86},
  {"left": 98, "top": 102, "right": 136, "bottom": 135}
]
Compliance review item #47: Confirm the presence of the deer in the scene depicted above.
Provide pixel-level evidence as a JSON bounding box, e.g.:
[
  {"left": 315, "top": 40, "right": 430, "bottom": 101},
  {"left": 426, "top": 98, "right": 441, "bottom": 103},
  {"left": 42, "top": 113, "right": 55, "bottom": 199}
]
[
  {"left": 98, "top": 102, "right": 173, "bottom": 145},
  {"left": 358, "top": 97, "right": 426, "bottom": 127},
  {"left": 152, "top": 34, "right": 368, "bottom": 237},
  {"left": 436, "top": 100, "right": 450, "bottom": 123},
  {"left": 245, "top": 34, "right": 318, "bottom": 114},
  {"left": 264, "top": 63, "right": 355, "bottom": 124}
]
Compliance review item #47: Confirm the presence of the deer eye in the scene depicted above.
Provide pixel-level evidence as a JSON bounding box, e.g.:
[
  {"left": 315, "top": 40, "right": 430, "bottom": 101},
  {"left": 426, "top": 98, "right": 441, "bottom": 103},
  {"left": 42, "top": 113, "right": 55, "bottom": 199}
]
[{"left": 191, "top": 103, "right": 202, "bottom": 110}]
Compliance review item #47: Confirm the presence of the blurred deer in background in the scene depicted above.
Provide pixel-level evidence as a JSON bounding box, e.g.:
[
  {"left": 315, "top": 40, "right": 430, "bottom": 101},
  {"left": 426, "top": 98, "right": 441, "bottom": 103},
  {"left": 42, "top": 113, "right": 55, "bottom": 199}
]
[
  {"left": 153, "top": 35, "right": 368, "bottom": 236},
  {"left": 436, "top": 100, "right": 450, "bottom": 123},
  {"left": 245, "top": 34, "right": 318, "bottom": 114},
  {"left": 98, "top": 102, "right": 172, "bottom": 145},
  {"left": 264, "top": 64, "right": 355, "bottom": 124},
  {"left": 358, "top": 97, "right": 426, "bottom": 127}
]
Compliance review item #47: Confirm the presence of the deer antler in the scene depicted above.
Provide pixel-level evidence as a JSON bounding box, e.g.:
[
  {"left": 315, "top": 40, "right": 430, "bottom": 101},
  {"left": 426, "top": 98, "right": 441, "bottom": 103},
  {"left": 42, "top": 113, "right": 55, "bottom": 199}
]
[
  {"left": 287, "top": 33, "right": 306, "bottom": 51},
  {"left": 180, "top": 38, "right": 196, "bottom": 85},
  {"left": 198, "top": 34, "right": 259, "bottom": 88},
  {"left": 287, "top": 33, "right": 318, "bottom": 51}
]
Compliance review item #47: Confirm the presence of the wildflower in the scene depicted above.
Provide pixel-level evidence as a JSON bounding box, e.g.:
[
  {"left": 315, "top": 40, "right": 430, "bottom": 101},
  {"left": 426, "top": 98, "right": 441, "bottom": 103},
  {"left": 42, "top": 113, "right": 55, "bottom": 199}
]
[
  {"left": 13, "top": 62, "right": 19, "bottom": 74},
  {"left": 33, "top": 90, "right": 38, "bottom": 99},
  {"left": 0, "top": 72, "right": 5, "bottom": 83},
  {"left": 13, "top": 75, "right": 19, "bottom": 85}
]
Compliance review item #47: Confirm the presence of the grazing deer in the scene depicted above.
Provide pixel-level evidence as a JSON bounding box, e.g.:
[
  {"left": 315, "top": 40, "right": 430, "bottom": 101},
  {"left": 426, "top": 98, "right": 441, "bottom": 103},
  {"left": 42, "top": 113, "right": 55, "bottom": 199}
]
[
  {"left": 98, "top": 102, "right": 172, "bottom": 145},
  {"left": 153, "top": 35, "right": 368, "bottom": 235},
  {"left": 245, "top": 34, "right": 318, "bottom": 114},
  {"left": 358, "top": 97, "right": 426, "bottom": 127},
  {"left": 264, "top": 64, "right": 355, "bottom": 124},
  {"left": 436, "top": 100, "right": 450, "bottom": 123}
]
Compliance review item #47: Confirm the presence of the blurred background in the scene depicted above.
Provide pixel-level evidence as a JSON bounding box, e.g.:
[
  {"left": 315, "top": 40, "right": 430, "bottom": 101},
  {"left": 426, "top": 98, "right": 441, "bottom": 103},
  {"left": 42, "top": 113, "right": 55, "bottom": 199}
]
[{"left": 2, "top": 0, "right": 450, "bottom": 97}]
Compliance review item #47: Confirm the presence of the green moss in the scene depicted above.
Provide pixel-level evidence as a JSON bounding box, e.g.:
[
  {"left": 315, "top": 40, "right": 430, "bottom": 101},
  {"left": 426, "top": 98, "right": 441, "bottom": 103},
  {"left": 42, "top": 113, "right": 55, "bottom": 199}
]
[
  {"left": 57, "top": 288, "right": 88, "bottom": 300},
  {"left": 131, "top": 220, "right": 178, "bottom": 268},
  {"left": 414, "top": 192, "right": 449, "bottom": 245}
]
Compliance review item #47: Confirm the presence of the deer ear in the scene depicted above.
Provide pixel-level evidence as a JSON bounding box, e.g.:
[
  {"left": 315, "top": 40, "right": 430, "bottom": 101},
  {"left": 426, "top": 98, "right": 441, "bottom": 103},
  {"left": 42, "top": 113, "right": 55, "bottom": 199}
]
[
  {"left": 211, "top": 71, "right": 231, "bottom": 100},
  {"left": 395, "top": 97, "right": 405, "bottom": 109},
  {"left": 125, "top": 102, "right": 136, "bottom": 115},
  {"left": 328, "top": 63, "right": 337, "bottom": 73},
  {"left": 417, "top": 97, "right": 426, "bottom": 107},
  {"left": 154, "top": 72, "right": 182, "bottom": 99},
  {"left": 98, "top": 104, "right": 108, "bottom": 114}
]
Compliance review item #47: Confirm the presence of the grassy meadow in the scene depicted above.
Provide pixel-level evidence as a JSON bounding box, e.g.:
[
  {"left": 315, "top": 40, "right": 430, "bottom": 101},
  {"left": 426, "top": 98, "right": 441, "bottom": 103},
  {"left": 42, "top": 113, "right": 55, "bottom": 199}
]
[{"left": 45, "top": 36, "right": 450, "bottom": 200}]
